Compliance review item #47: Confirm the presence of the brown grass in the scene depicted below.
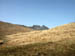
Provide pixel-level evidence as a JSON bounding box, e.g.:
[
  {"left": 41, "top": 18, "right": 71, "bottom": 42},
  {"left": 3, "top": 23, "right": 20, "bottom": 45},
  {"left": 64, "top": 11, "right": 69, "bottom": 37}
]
[
  {"left": 0, "top": 21, "right": 32, "bottom": 41},
  {"left": 0, "top": 39, "right": 75, "bottom": 56},
  {"left": 0, "top": 22, "right": 75, "bottom": 56},
  {"left": 4, "top": 23, "right": 75, "bottom": 46},
  {"left": 0, "top": 21, "right": 32, "bottom": 35}
]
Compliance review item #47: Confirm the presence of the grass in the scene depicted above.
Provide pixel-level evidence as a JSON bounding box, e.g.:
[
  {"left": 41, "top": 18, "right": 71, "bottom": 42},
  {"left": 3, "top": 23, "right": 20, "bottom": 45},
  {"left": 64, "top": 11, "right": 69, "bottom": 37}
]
[
  {"left": 3, "top": 23, "right": 75, "bottom": 46},
  {"left": 0, "top": 41, "right": 75, "bottom": 56},
  {"left": 0, "top": 21, "right": 32, "bottom": 35},
  {"left": 0, "top": 22, "right": 75, "bottom": 56},
  {"left": 0, "top": 21, "right": 32, "bottom": 42}
]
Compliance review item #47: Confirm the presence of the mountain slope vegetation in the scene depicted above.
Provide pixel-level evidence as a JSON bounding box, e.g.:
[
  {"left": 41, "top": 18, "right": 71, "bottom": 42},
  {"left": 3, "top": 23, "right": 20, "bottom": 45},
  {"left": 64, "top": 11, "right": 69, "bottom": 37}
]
[
  {"left": 0, "top": 21, "right": 32, "bottom": 41},
  {"left": 4, "top": 23, "right": 75, "bottom": 46},
  {"left": 0, "top": 22, "right": 75, "bottom": 56},
  {"left": 0, "top": 21, "right": 32, "bottom": 35}
]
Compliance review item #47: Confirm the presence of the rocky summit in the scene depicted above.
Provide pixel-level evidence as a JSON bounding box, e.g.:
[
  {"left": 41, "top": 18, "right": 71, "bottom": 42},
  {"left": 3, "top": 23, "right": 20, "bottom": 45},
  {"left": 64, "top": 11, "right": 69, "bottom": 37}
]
[{"left": 29, "top": 25, "right": 49, "bottom": 30}]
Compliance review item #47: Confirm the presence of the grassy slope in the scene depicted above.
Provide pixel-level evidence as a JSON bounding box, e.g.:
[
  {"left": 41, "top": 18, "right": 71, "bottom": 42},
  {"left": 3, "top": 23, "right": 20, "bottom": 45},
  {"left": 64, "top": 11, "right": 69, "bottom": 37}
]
[
  {"left": 0, "top": 23, "right": 75, "bottom": 56},
  {"left": 0, "top": 21, "right": 32, "bottom": 35},
  {"left": 4, "top": 23, "right": 75, "bottom": 46},
  {"left": 0, "top": 39, "right": 75, "bottom": 56},
  {"left": 0, "top": 21, "right": 32, "bottom": 40}
]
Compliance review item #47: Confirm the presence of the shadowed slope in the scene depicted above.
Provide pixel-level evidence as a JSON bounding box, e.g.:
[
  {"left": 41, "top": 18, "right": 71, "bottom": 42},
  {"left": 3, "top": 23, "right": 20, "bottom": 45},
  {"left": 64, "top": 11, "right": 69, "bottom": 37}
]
[
  {"left": 0, "top": 21, "right": 32, "bottom": 35},
  {"left": 0, "top": 38, "right": 75, "bottom": 56}
]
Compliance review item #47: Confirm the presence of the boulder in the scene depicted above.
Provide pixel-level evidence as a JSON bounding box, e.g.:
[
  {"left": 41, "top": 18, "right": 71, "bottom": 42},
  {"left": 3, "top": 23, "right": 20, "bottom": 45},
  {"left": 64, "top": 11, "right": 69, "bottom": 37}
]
[{"left": 0, "top": 40, "right": 4, "bottom": 45}]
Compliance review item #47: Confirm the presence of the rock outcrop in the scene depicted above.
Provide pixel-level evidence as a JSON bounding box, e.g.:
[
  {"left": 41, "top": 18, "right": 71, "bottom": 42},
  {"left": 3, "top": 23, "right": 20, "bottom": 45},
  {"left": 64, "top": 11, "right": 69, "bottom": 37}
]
[{"left": 29, "top": 25, "right": 49, "bottom": 30}]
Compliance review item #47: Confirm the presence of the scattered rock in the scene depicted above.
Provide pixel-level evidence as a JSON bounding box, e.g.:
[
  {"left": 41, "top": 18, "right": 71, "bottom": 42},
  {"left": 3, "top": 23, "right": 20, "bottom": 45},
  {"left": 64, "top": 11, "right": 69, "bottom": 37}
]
[{"left": 0, "top": 40, "right": 4, "bottom": 45}]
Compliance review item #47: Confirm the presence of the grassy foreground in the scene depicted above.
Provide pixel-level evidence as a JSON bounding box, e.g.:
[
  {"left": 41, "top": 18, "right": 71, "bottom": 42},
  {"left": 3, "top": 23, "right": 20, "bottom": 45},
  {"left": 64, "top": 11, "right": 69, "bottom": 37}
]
[{"left": 0, "top": 41, "right": 75, "bottom": 56}]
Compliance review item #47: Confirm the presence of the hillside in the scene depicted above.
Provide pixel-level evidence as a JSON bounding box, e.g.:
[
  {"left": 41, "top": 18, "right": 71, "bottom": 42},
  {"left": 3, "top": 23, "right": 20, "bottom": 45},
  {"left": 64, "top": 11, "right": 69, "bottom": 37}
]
[
  {"left": 0, "top": 22, "right": 75, "bottom": 56},
  {"left": 4, "top": 23, "right": 75, "bottom": 46},
  {"left": 0, "top": 21, "right": 33, "bottom": 44},
  {"left": 0, "top": 21, "right": 49, "bottom": 44},
  {"left": 0, "top": 21, "right": 32, "bottom": 35}
]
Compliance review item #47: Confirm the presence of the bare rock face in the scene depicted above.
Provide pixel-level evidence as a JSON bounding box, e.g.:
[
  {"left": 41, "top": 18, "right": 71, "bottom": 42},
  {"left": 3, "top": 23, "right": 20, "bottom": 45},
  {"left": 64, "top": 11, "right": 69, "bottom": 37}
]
[{"left": 29, "top": 25, "right": 49, "bottom": 30}]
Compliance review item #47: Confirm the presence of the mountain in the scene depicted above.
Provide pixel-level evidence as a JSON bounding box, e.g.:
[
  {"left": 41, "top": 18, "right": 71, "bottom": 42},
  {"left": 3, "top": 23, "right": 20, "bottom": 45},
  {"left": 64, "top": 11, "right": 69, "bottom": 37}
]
[
  {"left": 29, "top": 25, "right": 49, "bottom": 30},
  {"left": 0, "top": 22, "right": 75, "bottom": 56},
  {"left": 0, "top": 21, "right": 48, "bottom": 36},
  {"left": 0, "top": 21, "right": 49, "bottom": 44}
]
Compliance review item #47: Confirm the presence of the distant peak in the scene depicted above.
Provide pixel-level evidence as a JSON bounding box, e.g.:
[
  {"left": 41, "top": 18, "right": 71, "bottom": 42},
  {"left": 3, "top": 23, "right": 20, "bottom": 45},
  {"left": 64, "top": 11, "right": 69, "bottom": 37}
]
[{"left": 29, "top": 25, "right": 49, "bottom": 30}]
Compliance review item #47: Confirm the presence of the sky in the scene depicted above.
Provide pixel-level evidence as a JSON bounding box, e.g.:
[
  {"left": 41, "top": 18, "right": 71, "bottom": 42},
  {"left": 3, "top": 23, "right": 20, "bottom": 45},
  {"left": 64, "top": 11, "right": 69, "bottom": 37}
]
[{"left": 0, "top": 0, "right": 75, "bottom": 28}]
